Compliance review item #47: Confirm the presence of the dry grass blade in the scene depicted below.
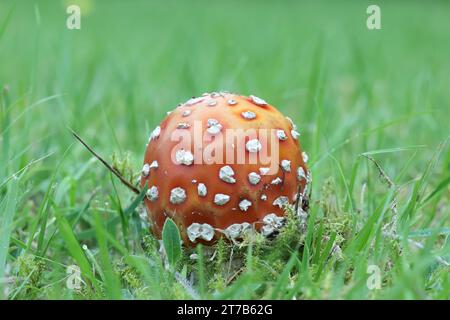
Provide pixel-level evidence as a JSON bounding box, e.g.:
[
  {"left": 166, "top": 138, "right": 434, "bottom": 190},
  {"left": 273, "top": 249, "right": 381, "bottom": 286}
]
[
  {"left": 361, "top": 154, "right": 394, "bottom": 188},
  {"left": 70, "top": 129, "right": 140, "bottom": 195}
]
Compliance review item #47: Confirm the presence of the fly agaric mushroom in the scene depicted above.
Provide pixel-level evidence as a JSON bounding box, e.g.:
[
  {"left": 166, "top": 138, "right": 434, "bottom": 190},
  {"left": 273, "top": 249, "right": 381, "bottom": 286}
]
[{"left": 141, "top": 92, "right": 310, "bottom": 245}]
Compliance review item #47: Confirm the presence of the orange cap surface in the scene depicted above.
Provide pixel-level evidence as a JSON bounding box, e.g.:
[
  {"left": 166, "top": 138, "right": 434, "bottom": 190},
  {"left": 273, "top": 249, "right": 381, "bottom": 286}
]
[{"left": 141, "top": 92, "right": 309, "bottom": 245}]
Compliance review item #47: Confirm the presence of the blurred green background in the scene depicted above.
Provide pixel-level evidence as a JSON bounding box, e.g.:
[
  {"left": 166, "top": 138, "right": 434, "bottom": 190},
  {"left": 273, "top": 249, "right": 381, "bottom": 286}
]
[
  {"left": 0, "top": 0, "right": 449, "bottom": 299},
  {"left": 1, "top": 0, "right": 448, "bottom": 169}
]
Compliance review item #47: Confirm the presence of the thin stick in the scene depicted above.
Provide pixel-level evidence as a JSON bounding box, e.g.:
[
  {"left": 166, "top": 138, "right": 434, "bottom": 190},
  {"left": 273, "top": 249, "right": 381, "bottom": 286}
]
[
  {"left": 70, "top": 129, "right": 140, "bottom": 194},
  {"left": 361, "top": 154, "right": 394, "bottom": 188}
]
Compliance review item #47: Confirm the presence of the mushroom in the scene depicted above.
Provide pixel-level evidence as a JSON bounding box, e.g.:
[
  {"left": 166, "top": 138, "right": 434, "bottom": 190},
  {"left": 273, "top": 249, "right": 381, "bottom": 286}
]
[{"left": 141, "top": 92, "right": 309, "bottom": 245}]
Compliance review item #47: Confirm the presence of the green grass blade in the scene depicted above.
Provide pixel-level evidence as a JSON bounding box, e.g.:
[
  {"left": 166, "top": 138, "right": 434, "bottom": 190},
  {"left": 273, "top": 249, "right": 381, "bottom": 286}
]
[
  {"left": 54, "top": 206, "right": 99, "bottom": 294},
  {"left": 270, "top": 252, "right": 298, "bottom": 299},
  {"left": 162, "top": 218, "right": 182, "bottom": 267},
  {"left": 93, "top": 210, "right": 122, "bottom": 299},
  {"left": 0, "top": 178, "right": 18, "bottom": 299}
]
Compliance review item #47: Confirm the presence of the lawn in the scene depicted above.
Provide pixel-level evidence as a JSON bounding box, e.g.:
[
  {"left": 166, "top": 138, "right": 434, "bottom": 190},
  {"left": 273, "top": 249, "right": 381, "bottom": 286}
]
[{"left": 0, "top": 0, "right": 449, "bottom": 300}]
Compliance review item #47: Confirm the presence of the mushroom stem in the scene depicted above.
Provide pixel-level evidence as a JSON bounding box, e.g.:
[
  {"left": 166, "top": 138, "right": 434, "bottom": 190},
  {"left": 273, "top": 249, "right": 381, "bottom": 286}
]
[{"left": 70, "top": 129, "right": 140, "bottom": 194}]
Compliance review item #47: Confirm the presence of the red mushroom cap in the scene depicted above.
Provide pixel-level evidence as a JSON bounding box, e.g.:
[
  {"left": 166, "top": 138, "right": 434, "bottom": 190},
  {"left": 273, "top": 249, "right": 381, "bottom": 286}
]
[{"left": 141, "top": 92, "right": 309, "bottom": 245}]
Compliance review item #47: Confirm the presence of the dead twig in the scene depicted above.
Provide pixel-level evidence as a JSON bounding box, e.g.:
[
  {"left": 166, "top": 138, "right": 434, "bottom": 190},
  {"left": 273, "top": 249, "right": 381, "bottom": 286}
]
[
  {"left": 70, "top": 128, "right": 140, "bottom": 194},
  {"left": 361, "top": 154, "right": 394, "bottom": 188}
]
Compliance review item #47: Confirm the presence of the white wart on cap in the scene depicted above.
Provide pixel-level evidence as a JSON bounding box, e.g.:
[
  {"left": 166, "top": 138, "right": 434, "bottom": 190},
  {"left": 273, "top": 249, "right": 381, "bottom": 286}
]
[
  {"left": 246, "top": 139, "right": 262, "bottom": 153},
  {"left": 170, "top": 187, "right": 187, "bottom": 204},
  {"left": 214, "top": 194, "right": 230, "bottom": 206},
  {"left": 219, "top": 165, "right": 236, "bottom": 184}
]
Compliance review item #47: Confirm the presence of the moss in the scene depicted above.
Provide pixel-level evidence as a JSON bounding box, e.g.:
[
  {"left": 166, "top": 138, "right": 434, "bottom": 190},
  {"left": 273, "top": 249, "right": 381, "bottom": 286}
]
[
  {"left": 114, "top": 259, "right": 149, "bottom": 298},
  {"left": 14, "top": 254, "right": 46, "bottom": 299},
  {"left": 141, "top": 234, "right": 159, "bottom": 257},
  {"left": 209, "top": 237, "right": 227, "bottom": 291},
  {"left": 111, "top": 151, "right": 136, "bottom": 185},
  {"left": 130, "top": 182, "right": 360, "bottom": 299},
  {"left": 171, "top": 281, "right": 193, "bottom": 299}
]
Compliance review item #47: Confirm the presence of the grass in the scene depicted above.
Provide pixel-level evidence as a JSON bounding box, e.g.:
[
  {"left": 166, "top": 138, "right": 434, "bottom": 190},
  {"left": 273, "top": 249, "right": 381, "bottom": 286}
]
[{"left": 0, "top": 0, "right": 449, "bottom": 300}]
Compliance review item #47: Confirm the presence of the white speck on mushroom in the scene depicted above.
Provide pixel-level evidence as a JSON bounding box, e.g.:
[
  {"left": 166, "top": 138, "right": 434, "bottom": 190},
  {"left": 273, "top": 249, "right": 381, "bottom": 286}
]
[
  {"left": 191, "top": 179, "right": 197, "bottom": 184},
  {"left": 166, "top": 111, "right": 172, "bottom": 115},
  {"left": 207, "top": 125, "right": 222, "bottom": 135},
  {"left": 149, "top": 160, "right": 159, "bottom": 169},
  {"left": 281, "top": 159, "right": 291, "bottom": 172},
  {"left": 227, "top": 99, "right": 238, "bottom": 106},
  {"left": 291, "top": 130, "right": 300, "bottom": 140},
  {"left": 186, "top": 97, "right": 204, "bottom": 106},
  {"left": 214, "top": 193, "right": 230, "bottom": 206},
  {"left": 250, "top": 95, "right": 268, "bottom": 106},
  {"left": 182, "top": 110, "right": 191, "bottom": 117},
  {"left": 306, "top": 170, "right": 312, "bottom": 183},
  {"left": 272, "top": 196, "right": 289, "bottom": 208},
  {"left": 271, "top": 177, "right": 283, "bottom": 185},
  {"left": 261, "top": 194, "right": 267, "bottom": 201},
  {"left": 138, "top": 207, "right": 147, "bottom": 220},
  {"left": 246, "top": 139, "right": 262, "bottom": 153},
  {"left": 276, "top": 129, "right": 287, "bottom": 141},
  {"left": 219, "top": 165, "right": 236, "bottom": 184},
  {"left": 146, "top": 186, "right": 159, "bottom": 202},
  {"left": 141, "top": 163, "right": 150, "bottom": 177},
  {"left": 224, "top": 224, "right": 242, "bottom": 239},
  {"left": 224, "top": 222, "right": 251, "bottom": 240},
  {"left": 261, "top": 213, "right": 285, "bottom": 236},
  {"left": 286, "top": 116, "right": 297, "bottom": 130},
  {"left": 302, "top": 151, "right": 309, "bottom": 163},
  {"left": 261, "top": 226, "right": 274, "bottom": 237},
  {"left": 175, "top": 149, "right": 194, "bottom": 166},
  {"left": 263, "top": 213, "right": 285, "bottom": 227},
  {"left": 302, "top": 184, "right": 309, "bottom": 198},
  {"left": 206, "top": 118, "right": 223, "bottom": 135},
  {"left": 241, "top": 111, "right": 256, "bottom": 120},
  {"left": 177, "top": 122, "right": 191, "bottom": 129},
  {"left": 207, "top": 118, "right": 218, "bottom": 127},
  {"left": 297, "top": 167, "right": 306, "bottom": 181},
  {"left": 170, "top": 187, "right": 186, "bottom": 204},
  {"left": 207, "top": 100, "right": 217, "bottom": 106},
  {"left": 248, "top": 172, "right": 261, "bottom": 185},
  {"left": 239, "top": 199, "right": 252, "bottom": 211},
  {"left": 187, "top": 223, "right": 214, "bottom": 242},
  {"left": 197, "top": 183, "right": 207, "bottom": 197},
  {"left": 259, "top": 167, "right": 270, "bottom": 175},
  {"left": 149, "top": 126, "right": 161, "bottom": 141}
]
